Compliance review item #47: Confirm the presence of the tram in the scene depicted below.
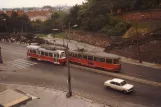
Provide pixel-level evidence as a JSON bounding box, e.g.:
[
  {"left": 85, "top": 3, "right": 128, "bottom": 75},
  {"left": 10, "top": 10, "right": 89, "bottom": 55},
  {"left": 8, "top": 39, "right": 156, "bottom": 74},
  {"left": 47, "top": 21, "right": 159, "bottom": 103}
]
[
  {"left": 27, "top": 45, "right": 66, "bottom": 65},
  {"left": 27, "top": 45, "right": 121, "bottom": 72},
  {"left": 69, "top": 50, "right": 121, "bottom": 72}
]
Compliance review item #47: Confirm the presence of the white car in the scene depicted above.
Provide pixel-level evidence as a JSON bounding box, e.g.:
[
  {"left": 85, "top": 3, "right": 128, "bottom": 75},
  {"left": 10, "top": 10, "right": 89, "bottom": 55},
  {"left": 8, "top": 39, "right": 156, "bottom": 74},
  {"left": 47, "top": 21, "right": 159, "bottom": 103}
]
[{"left": 104, "top": 78, "right": 134, "bottom": 93}]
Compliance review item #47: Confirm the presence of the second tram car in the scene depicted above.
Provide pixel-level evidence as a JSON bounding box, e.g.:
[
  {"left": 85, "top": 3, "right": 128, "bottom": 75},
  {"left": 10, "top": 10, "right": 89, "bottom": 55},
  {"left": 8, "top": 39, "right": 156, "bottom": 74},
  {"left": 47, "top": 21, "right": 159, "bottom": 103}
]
[{"left": 69, "top": 50, "right": 121, "bottom": 72}]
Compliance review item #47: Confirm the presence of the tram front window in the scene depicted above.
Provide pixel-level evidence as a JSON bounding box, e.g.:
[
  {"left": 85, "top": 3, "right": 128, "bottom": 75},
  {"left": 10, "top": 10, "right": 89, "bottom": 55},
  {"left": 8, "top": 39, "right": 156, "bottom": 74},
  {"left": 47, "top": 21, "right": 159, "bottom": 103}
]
[{"left": 61, "top": 52, "right": 66, "bottom": 58}]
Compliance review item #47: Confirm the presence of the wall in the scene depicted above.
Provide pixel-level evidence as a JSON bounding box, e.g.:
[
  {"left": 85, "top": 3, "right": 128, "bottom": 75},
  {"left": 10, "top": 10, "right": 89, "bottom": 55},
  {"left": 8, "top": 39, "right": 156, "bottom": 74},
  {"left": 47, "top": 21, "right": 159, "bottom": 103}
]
[{"left": 118, "top": 9, "right": 161, "bottom": 21}]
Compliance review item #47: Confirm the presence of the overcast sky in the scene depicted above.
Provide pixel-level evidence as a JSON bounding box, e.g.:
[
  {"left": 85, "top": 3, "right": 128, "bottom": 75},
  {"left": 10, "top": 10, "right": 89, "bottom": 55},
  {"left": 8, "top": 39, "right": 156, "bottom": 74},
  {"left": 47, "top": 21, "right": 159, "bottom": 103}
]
[{"left": 0, "top": 0, "right": 86, "bottom": 8}]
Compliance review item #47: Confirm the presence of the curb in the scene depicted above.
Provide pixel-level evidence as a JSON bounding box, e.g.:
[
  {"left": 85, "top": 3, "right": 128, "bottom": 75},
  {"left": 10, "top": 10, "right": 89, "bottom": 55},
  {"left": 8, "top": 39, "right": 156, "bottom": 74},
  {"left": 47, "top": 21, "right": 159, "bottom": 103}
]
[
  {"left": 121, "top": 56, "right": 161, "bottom": 70},
  {"left": 70, "top": 64, "right": 161, "bottom": 87}
]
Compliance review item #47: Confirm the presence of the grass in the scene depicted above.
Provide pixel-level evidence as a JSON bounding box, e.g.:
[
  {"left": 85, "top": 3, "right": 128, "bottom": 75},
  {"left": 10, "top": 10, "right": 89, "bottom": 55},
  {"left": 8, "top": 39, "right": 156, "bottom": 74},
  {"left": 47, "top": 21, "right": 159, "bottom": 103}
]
[
  {"left": 123, "top": 20, "right": 161, "bottom": 38},
  {"left": 51, "top": 32, "right": 66, "bottom": 39},
  {"left": 35, "top": 33, "right": 66, "bottom": 39},
  {"left": 35, "top": 34, "right": 48, "bottom": 38}
]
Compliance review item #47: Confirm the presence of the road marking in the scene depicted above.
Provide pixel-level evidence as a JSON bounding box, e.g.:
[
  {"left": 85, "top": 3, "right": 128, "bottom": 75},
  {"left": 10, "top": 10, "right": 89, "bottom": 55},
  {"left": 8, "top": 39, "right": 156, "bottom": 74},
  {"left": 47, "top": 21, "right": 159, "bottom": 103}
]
[{"left": 7, "top": 59, "right": 37, "bottom": 69}]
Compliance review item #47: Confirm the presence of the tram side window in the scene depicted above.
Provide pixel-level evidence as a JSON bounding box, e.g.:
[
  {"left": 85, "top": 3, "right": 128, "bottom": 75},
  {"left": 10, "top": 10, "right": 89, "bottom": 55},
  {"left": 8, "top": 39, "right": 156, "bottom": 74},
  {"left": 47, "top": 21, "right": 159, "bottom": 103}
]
[
  {"left": 49, "top": 53, "right": 53, "bottom": 57},
  {"left": 38, "top": 51, "right": 40, "bottom": 55},
  {"left": 106, "top": 58, "right": 112, "bottom": 64},
  {"left": 33, "top": 50, "right": 36, "bottom": 54},
  {"left": 78, "top": 54, "right": 82, "bottom": 58},
  {"left": 28, "top": 49, "right": 30, "bottom": 53},
  {"left": 54, "top": 54, "right": 59, "bottom": 58},
  {"left": 45, "top": 52, "right": 48, "bottom": 56},
  {"left": 83, "top": 55, "right": 87, "bottom": 59},
  {"left": 30, "top": 49, "right": 33, "bottom": 53},
  {"left": 113, "top": 59, "right": 119, "bottom": 64},
  {"left": 94, "top": 57, "right": 99, "bottom": 61},
  {"left": 73, "top": 53, "right": 77, "bottom": 58},
  {"left": 69, "top": 52, "right": 72, "bottom": 56},
  {"left": 41, "top": 51, "right": 45, "bottom": 56},
  {"left": 100, "top": 58, "right": 105, "bottom": 62},
  {"left": 88, "top": 56, "right": 93, "bottom": 61}
]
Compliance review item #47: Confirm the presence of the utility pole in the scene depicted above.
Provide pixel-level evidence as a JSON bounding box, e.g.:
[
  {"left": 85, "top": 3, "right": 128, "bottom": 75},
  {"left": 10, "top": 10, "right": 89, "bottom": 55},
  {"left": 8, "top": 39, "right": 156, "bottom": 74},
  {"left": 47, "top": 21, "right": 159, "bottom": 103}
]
[
  {"left": 135, "top": 14, "right": 142, "bottom": 63},
  {"left": 0, "top": 47, "right": 3, "bottom": 64},
  {"left": 66, "top": 22, "right": 72, "bottom": 98},
  {"left": 62, "top": 24, "right": 64, "bottom": 46}
]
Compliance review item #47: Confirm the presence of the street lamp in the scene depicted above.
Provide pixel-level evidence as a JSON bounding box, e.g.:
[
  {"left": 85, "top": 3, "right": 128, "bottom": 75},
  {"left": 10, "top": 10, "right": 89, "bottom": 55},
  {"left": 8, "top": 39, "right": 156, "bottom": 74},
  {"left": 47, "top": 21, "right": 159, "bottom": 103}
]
[
  {"left": 2, "top": 19, "right": 7, "bottom": 32},
  {"left": 136, "top": 14, "right": 144, "bottom": 63},
  {"left": 66, "top": 22, "right": 72, "bottom": 98}
]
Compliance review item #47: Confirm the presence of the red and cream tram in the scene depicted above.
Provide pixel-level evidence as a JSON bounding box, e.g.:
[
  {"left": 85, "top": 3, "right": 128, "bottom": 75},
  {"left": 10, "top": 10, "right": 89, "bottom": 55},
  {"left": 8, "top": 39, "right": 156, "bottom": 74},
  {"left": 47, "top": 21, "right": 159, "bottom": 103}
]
[
  {"left": 69, "top": 50, "right": 121, "bottom": 72},
  {"left": 27, "top": 45, "right": 66, "bottom": 65}
]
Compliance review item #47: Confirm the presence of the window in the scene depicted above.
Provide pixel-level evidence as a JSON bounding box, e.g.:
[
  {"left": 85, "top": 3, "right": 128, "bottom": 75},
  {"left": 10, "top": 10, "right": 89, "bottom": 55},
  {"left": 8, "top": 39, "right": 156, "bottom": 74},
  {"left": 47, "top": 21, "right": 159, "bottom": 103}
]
[
  {"left": 113, "top": 59, "right": 119, "bottom": 64},
  {"left": 38, "top": 51, "right": 41, "bottom": 55},
  {"left": 32, "top": 50, "right": 36, "bottom": 54},
  {"left": 100, "top": 58, "right": 105, "bottom": 62},
  {"left": 49, "top": 53, "right": 53, "bottom": 57},
  {"left": 30, "top": 49, "right": 33, "bottom": 53},
  {"left": 78, "top": 54, "right": 82, "bottom": 58},
  {"left": 45, "top": 52, "right": 48, "bottom": 56},
  {"left": 28, "top": 49, "right": 30, "bottom": 53},
  {"left": 83, "top": 55, "right": 87, "bottom": 59},
  {"left": 41, "top": 51, "right": 44, "bottom": 56},
  {"left": 54, "top": 54, "right": 59, "bottom": 58},
  {"left": 110, "top": 82, "right": 115, "bottom": 85},
  {"left": 69, "top": 52, "right": 72, "bottom": 56},
  {"left": 94, "top": 57, "right": 99, "bottom": 61},
  {"left": 61, "top": 52, "right": 66, "bottom": 57},
  {"left": 115, "top": 83, "right": 120, "bottom": 86},
  {"left": 73, "top": 53, "right": 77, "bottom": 57},
  {"left": 120, "top": 81, "right": 126, "bottom": 86},
  {"left": 88, "top": 56, "right": 93, "bottom": 60},
  {"left": 106, "top": 58, "right": 112, "bottom": 64},
  {"left": 54, "top": 54, "right": 57, "bottom": 58}
]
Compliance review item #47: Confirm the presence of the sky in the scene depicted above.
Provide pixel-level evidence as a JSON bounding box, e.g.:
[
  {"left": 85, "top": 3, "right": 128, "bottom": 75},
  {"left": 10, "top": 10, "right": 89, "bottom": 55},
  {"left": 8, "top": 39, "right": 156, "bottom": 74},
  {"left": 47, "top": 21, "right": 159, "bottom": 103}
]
[{"left": 0, "top": 0, "right": 86, "bottom": 8}]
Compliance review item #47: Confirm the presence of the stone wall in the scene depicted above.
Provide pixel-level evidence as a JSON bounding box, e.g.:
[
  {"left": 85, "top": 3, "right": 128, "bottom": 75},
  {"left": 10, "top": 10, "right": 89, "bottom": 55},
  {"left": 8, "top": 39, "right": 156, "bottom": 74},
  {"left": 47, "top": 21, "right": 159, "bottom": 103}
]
[
  {"left": 68, "top": 30, "right": 110, "bottom": 48},
  {"left": 118, "top": 9, "right": 161, "bottom": 21}
]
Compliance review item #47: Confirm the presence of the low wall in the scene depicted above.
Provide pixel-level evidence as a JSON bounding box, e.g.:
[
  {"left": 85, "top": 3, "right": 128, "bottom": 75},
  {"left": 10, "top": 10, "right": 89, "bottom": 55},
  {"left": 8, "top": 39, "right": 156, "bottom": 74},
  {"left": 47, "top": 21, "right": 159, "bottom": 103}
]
[{"left": 118, "top": 9, "right": 161, "bottom": 21}]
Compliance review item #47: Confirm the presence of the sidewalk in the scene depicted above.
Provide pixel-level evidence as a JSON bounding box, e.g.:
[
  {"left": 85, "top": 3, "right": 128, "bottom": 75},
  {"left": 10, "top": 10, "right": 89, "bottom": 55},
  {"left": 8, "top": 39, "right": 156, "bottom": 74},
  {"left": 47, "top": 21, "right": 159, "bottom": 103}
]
[
  {"left": 0, "top": 83, "right": 108, "bottom": 107},
  {"left": 44, "top": 36, "right": 161, "bottom": 70}
]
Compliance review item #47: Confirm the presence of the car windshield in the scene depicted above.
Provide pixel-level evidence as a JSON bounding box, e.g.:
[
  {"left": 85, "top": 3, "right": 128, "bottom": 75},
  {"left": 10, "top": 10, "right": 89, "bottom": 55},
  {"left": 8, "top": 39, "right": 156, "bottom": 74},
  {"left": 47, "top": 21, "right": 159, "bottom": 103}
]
[{"left": 120, "top": 81, "right": 126, "bottom": 86}]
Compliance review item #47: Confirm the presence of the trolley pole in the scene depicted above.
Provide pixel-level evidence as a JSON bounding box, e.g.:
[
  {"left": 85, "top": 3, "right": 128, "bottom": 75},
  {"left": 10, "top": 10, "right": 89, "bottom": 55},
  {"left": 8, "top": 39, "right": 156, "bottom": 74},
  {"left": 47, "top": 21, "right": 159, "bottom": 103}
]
[
  {"left": 0, "top": 47, "right": 3, "bottom": 64},
  {"left": 66, "top": 22, "right": 72, "bottom": 98}
]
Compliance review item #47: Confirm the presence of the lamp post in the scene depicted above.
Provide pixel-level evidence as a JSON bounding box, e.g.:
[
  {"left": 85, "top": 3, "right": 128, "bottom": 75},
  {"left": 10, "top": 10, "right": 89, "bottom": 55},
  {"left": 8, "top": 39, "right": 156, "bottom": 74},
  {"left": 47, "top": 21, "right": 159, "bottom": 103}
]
[
  {"left": 2, "top": 19, "right": 7, "bottom": 32},
  {"left": 136, "top": 14, "right": 144, "bottom": 63},
  {"left": 0, "top": 19, "right": 6, "bottom": 64},
  {"left": 66, "top": 22, "right": 72, "bottom": 98}
]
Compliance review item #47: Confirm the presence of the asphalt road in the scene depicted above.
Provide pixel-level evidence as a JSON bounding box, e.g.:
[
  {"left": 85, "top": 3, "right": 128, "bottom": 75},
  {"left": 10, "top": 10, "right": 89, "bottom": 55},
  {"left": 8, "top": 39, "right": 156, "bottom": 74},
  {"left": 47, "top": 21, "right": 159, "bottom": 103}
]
[{"left": 0, "top": 42, "right": 161, "bottom": 107}]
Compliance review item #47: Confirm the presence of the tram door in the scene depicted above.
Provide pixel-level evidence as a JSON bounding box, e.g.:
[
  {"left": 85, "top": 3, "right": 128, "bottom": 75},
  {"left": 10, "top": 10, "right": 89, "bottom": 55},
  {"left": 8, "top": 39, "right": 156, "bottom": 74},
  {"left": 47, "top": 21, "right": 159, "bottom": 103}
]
[{"left": 54, "top": 53, "right": 59, "bottom": 63}]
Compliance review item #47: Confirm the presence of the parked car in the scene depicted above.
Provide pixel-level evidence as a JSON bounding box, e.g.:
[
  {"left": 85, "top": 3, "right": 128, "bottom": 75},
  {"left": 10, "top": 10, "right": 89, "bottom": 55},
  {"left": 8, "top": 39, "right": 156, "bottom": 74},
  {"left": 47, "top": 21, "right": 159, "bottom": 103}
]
[{"left": 104, "top": 78, "right": 134, "bottom": 93}]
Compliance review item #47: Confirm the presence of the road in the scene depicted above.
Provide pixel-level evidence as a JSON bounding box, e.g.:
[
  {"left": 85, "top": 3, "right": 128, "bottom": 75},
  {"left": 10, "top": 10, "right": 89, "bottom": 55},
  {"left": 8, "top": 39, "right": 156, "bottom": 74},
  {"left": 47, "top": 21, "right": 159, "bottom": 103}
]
[{"left": 0, "top": 42, "right": 161, "bottom": 107}]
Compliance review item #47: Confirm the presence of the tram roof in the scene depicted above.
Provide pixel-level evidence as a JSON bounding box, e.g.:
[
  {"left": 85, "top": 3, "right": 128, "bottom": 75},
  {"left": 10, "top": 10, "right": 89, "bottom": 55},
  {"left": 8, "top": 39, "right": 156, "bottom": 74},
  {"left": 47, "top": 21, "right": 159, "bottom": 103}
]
[
  {"left": 27, "top": 45, "right": 40, "bottom": 49},
  {"left": 38, "top": 48, "right": 64, "bottom": 53},
  {"left": 69, "top": 49, "right": 120, "bottom": 59}
]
